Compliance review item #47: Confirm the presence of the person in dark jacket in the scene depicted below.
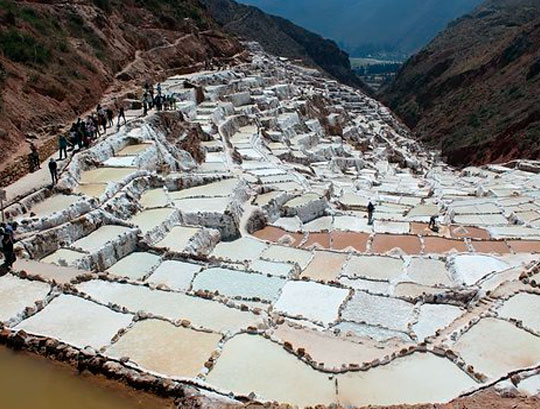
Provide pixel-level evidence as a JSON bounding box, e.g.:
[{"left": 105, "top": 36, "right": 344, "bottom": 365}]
[
  {"left": 367, "top": 201, "right": 375, "bottom": 225},
  {"left": 48, "top": 158, "right": 58, "bottom": 185}
]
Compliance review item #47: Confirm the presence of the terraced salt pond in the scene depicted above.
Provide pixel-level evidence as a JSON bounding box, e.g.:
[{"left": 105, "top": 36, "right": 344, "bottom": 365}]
[{"left": 4, "top": 45, "right": 540, "bottom": 409}]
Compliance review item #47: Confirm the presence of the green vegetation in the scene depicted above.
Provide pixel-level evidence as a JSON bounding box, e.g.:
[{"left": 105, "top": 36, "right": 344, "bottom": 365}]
[
  {"left": 0, "top": 30, "right": 50, "bottom": 65},
  {"left": 135, "top": 0, "right": 208, "bottom": 27}
]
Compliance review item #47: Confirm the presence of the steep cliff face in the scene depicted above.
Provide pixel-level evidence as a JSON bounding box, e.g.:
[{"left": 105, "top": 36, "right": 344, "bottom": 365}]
[
  {"left": 200, "top": 0, "right": 367, "bottom": 90},
  {"left": 0, "top": 0, "right": 243, "bottom": 167},
  {"left": 380, "top": 0, "right": 540, "bottom": 166}
]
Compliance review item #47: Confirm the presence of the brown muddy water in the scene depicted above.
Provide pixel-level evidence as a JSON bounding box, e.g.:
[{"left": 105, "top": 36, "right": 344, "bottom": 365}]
[{"left": 0, "top": 345, "right": 174, "bottom": 409}]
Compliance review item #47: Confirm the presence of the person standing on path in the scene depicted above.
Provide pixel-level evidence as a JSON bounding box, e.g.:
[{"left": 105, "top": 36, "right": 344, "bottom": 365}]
[
  {"left": 117, "top": 106, "right": 127, "bottom": 127},
  {"left": 58, "top": 134, "right": 68, "bottom": 160},
  {"left": 367, "top": 201, "right": 375, "bottom": 226},
  {"left": 106, "top": 107, "right": 114, "bottom": 128},
  {"left": 29, "top": 143, "right": 40, "bottom": 171},
  {"left": 48, "top": 158, "right": 58, "bottom": 185}
]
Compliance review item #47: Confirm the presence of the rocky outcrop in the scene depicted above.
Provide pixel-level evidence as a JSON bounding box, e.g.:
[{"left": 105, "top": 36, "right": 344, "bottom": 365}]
[{"left": 380, "top": 0, "right": 540, "bottom": 166}]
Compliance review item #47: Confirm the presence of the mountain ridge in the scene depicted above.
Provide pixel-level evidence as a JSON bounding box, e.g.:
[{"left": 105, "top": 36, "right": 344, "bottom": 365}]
[{"left": 380, "top": 0, "right": 540, "bottom": 166}]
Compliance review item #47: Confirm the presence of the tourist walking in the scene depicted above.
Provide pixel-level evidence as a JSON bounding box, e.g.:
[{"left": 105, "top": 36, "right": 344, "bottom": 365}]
[
  {"left": 117, "top": 106, "right": 127, "bottom": 127},
  {"left": 58, "top": 134, "right": 68, "bottom": 160},
  {"left": 106, "top": 107, "right": 114, "bottom": 128},
  {"left": 2, "top": 231, "right": 15, "bottom": 270},
  {"left": 367, "top": 201, "right": 375, "bottom": 225},
  {"left": 48, "top": 158, "right": 58, "bottom": 185},
  {"left": 29, "top": 143, "right": 40, "bottom": 171},
  {"left": 428, "top": 215, "right": 439, "bottom": 232}
]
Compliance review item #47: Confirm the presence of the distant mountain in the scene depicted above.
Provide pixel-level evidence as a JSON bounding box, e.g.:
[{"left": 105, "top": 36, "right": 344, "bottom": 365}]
[
  {"left": 201, "top": 0, "right": 367, "bottom": 90},
  {"left": 380, "top": 0, "right": 540, "bottom": 166},
  {"left": 237, "top": 0, "right": 483, "bottom": 58}
]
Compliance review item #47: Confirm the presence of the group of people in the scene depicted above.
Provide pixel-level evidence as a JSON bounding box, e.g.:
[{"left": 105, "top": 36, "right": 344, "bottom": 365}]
[
  {"left": 367, "top": 201, "right": 440, "bottom": 231},
  {"left": 142, "top": 82, "right": 177, "bottom": 116},
  {"left": 63, "top": 104, "right": 127, "bottom": 157},
  {"left": 0, "top": 222, "right": 17, "bottom": 271}
]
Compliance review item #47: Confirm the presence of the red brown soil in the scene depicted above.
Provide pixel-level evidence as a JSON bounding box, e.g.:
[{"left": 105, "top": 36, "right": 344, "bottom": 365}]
[
  {"left": 423, "top": 237, "right": 469, "bottom": 254},
  {"left": 371, "top": 234, "right": 422, "bottom": 255},
  {"left": 330, "top": 232, "right": 370, "bottom": 252},
  {"left": 0, "top": 0, "right": 244, "bottom": 179},
  {"left": 450, "top": 225, "right": 491, "bottom": 240},
  {"left": 301, "top": 232, "right": 331, "bottom": 249},
  {"left": 507, "top": 240, "right": 540, "bottom": 254},
  {"left": 471, "top": 240, "right": 513, "bottom": 254},
  {"left": 252, "top": 226, "right": 304, "bottom": 246}
]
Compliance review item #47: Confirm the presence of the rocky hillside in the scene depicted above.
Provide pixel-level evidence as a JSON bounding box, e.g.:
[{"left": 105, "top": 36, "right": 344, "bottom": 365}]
[
  {"left": 380, "top": 0, "right": 540, "bottom": 166},
  {"left": 0, "top": 0, "right": 243, "bottom": 168},
  {"left": 200, "top": 0, "right": 366, "bottom": 90}
]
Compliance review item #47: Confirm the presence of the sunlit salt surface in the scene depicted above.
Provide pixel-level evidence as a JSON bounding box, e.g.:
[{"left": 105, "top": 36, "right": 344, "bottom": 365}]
[
  {"left": 338, "top": 277, "right": 390, "bottom": 295},
  {"left": 453, "top": 318, "right": 540, "bottom": 379},
  {"left": 140, "top": 188, "right": 169, "bottom": 208},
  {"left": 15, "top": 295, "right": 133, "bottom": 349},
  {"left": 174, "top": 197, "right": 231, "bottom": 213},
  {"left": 341, "top": 255, "right": 404, "bottom": 281},
  {"left": 407, "top": 257, "right": 452, "bottom": 286},
  {"left": 107, "top": 252, "right": 161, "bottom": 280},
  {"left": 333, "top": 321, "right": 411, "bottom": 342},
  {"left": 192, "top": 267, "right": 286, "bottom": 302},
  {"left": 341, "top": 292, "right": 414, "bottom": 332},
  {"left": 75, "top": 281, "right": 261, "bottom": 333},
  {"left": 74, "top": 183, "right": 107, "bottom": 198},
  {"left": 206, "top": 334, "right": 336, "bottom": 407},
  {"left": 21, "top": 195, "right": 82, "bottom": 219},
  {"left": 0, "top": 275, "right": 51, "bottom": 323},
  {"left": 300, "top": 251, "right": 348, "bottom": 281},
  {"left": 41, "top": 248, "right": 87, "bottom": 266},
  {"left": 262, "top": 245, "right": 313, "bottom": 269},
  {"left": 452, "top": 255, "right": 510, "bottom": 285},
  {"left": 128, "top": 208, "right": 176, "bottom": 234},
  {"left": 497, "top": 292, "right": 540, "bottom": 333},
  {"left": 154, "top": 226, "right": 200, "bottom": 252},
  {"left": 13, "top": 260, "right": 87, "bottom": 284},
  {"left": 250, "top": 259, "right": 295, "bottom": 278},
  {"left": 169, "top": 179, "right": 239, "bottom": 199},
  {"left": 146, "top": 260, "right": 202, "bottom": 291},
  {"left": 272, "top": 324, "right": 392, "bottom": 368},
  {"left": 79, "top": 168, "right": 137, "bottom": 184},
  {"left": 518, "top": 374, "right": 540, "bottom": 396},
  {"left": 412, "top": 303, "right": 463, "bottom": 341},
  {"left": 211, "top": 237, "right": 268, "bottom": 262},
  {"left": 273, "top": 281, "right": 349, "bottom": 325},
  {"left": 71, "top": 226, "right": 132, "bottom": 253},
  {"left": 106, "top": 319, "right": 221, "bottom": 378},
  {"left": 116, "top": 143, "right": 152, "bottom": 156},
  {"left": 337, "top": 352, "right": 476, "bottom": 407}
]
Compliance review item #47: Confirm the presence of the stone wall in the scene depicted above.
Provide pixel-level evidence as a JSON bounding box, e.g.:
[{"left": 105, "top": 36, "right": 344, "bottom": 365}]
[{"left": 0, "top": 135, "right": 58, "bottom": 188}]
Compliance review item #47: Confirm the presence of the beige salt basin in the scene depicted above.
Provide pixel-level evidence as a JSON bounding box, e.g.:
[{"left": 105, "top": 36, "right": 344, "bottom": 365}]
[
  {"left": 74, "top": 183, "right": 108, "bottom": 198},
  {"left": 71, "top": 225, "right": 133, "bottom": 253},
  {"left": 107, "top": 252, "right": 161, "bottom": 280},
  {"left": 79, "top": 167, "right": 137, "bottom": 185},
  {"left": 154, "top": 226, "right": 200, "bottom": 253},
  {"left": 75, "top": 280, "right": 261, "bottom": 333},
  {"left": 116, "top": 143, "right": 152, "bottom": 156},
  {"left": 453, "top": 318, "right": 540, "bottom": 379},
  {"left": 41, "top": 248, "right": 87, "bottom": 267},
  {"left": 206, "top": 334, "right": 336, "bottom": 407},
  {"left": 139, "top": 189, "right": 170, "bottom": 208},
  {"left": 497, "top": 292, "right": 540, "bottom": 333},
  {"left": 169, "top": 178, "right": 239, "bottom": 199},
  {"left": 106, "top": 319, "right": 221, "bottom": 378},
  {"left": 19, "top": 195, "right": 82, "bottom": 219},
  {"left": 13, "top": 259, "right": 87, "bottom": 284},
  {"left": 129, "top": 208, "right": 176, "bottom": 234},
  {"left": 337, "top": 352, "right": 476, "bottom": 407},
  {"left": 0, "top": 275, "right": 51, "bottom": 323}
]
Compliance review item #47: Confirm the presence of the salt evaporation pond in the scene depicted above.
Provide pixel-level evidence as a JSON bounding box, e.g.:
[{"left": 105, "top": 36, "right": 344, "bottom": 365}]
[
  {"left": 192, "top": 267, "right": 286, "bottom": 301},
  {"left": 146, "top": 260, "right": 202, "bottom": 291},
  {"left": 106, "top": 319, "right": 221, "bottom": 378},
  {"left": 206, "top": 334, "right": 336, "bottom": 407},
  {"left": 129, "top": 208, "right": 176, "bottom": 234},
  {"left": 41, "top": 248, "right": 87, "bottom": 266},
  {"left": 21, "top": 194, "right": 82, "bottom": 219},
  {"left": 107, "top": 252, "right": 161, "bottom": 280},
  {"left": 15, "top": 295, "right": 133, "bottom": 349},
  {"left": 71, "top": 225, "right": 132, "bottom": 253},
  {"left": 75, "top": 280, "right": 261, "bottom": 333},
  {"left": 0, "top": 275, "right": 51, "bottom": 322},
  {"left": 154, "top": 226, "right": 200, "bottom": 252}
]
